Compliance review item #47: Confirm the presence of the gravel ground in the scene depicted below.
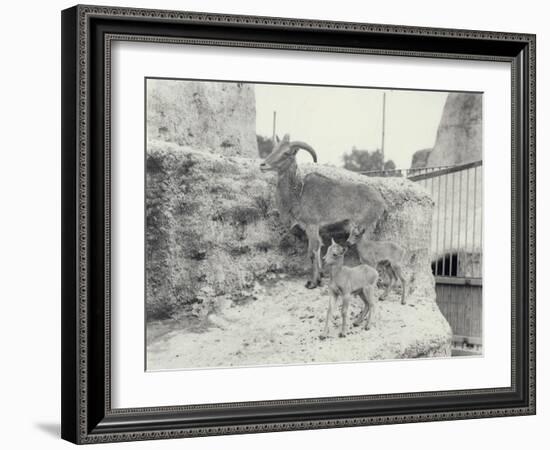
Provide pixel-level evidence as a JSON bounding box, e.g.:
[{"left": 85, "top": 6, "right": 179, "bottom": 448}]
[{"left": 146, "top": 275, "right": 452, "bottom": 371}]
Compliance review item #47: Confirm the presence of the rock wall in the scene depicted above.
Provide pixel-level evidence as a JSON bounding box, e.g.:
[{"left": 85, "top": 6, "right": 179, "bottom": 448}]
[
  {"left": 147, "top": 79, "right": 258, "bottom": 158},
  {"left": 426, "top": 93, "right": 482, "bottom": 167},
  {"left": 145, "top": 142, "right": 302, "bottom": 319},
  {"left": 146, "top": 142, "right": 439, "bottom": 317}
]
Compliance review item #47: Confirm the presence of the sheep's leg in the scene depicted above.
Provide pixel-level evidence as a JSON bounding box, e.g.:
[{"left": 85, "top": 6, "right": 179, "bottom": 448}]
[
  {"left": 339, "top": 294, "right": 351, "bottom": 338},
  {"left": 375, "top": 260, "right": 390, "bottom": 291},
  {"left": 380, "top": 263, "right": 396, "bottom": 300},
  {"left": 314, "top": 241, "right": 323, "bottom": 278},
  {"left": 392, "top": 264, "right": 407, "bottom": 305},
  {"left": 305, "top": 225, "right": 322, "bottom": 289},
  {"left": 363, "top": 285, "right": 376, "bottom": 330},
  {"left": 320, "top": 292, "right": 337, "bottom": 340},
  {"left": 353, "top": 290, "right": 369, "bottom": 327}
]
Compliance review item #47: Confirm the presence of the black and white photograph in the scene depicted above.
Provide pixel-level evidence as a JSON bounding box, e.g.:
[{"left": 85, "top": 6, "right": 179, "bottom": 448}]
[{"left": 145, "top": 78, "right": 483, "bottom": 371}]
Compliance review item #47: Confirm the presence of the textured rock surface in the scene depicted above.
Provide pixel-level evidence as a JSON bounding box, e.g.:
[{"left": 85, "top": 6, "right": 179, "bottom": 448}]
[
  {"left": 147, "top": 79, "right": 258, "bottom": 158},
  {"left": 145, "top": 141, "right": 452, "bottom": 367},
  {"left": 145, "top": 141, "right": 302, "bottom": 320},
  {"left": 426, "top": 93, "right": 482, "bottom": 167}
]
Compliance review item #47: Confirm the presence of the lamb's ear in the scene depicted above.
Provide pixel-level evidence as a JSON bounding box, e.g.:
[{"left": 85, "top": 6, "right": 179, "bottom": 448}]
[
  {"left": 342, "top": 247, "right": 348, "bottom": 255},
  {"left": 331, "top": 238, "right": 336, "bottom": 246},
  {"left": 282, "top": 133, "right": 290, "bottom": 143},
  {"left": 275, "top": 135, "right": 281, "bottom": 144}
]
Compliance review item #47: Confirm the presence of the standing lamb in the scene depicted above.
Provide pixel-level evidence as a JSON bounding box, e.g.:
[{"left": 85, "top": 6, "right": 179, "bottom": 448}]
[
  {"left": 321, "top": 239, "right": 379, "bottom": 339},
  {"left": 346, "top": 223, "right": 408, "bottom": 305},
  {"left": 260, "top": 134, "right": 386, "bottom": 289}
]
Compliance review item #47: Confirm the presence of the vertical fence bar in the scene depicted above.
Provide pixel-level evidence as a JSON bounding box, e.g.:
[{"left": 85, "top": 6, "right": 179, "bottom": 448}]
[
  {"left": 479, "top": 166, "right": 483, "bottom": 278},
  {"left": 430, "top": 177, "right": 437, "bottom": 266},
  {"left": 464, "top": 168, "right": 470, "bottom": 276},
  {"left": 471, "top": 165, "right": 478, "bottom": 278},
  {"left": 435, "top": 175, "right": 441, "bottom": 276},
  {"left": 442, "top": 174, "right": 449, "bottom": 276},
  {"left": 457, "top": 169, "right": 463, "bottom": 277},
  {"left": 449, "top": 172, "right": 456, "bottom": 276}
]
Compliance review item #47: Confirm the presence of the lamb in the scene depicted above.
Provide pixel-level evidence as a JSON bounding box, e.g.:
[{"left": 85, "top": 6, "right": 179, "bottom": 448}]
[
  {"left": 320, "top": 239, "right": 379, "bottom": 339},
  {"left": 346, "top": 223, "right": 407, "bottom": 305},
  {"left": 260, "top": 134, "right": 386, "bottom": 289}
]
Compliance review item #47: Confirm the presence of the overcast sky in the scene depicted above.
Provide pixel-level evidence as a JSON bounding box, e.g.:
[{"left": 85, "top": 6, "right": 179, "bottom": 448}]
[{"left": 255, "top": 83, "right": 448, "bottom": 169}]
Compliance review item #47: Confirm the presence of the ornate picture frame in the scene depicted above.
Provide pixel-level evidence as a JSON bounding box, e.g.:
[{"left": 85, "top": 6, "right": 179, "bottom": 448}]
[{"left": 61, "top": 4, "right": 536, "bottom": 444}]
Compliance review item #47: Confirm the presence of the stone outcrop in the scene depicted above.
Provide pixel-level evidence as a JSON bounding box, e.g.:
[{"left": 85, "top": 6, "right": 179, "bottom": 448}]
[
  {"left": 427, "top": 93, "right": 482, "bottom": 167},
  {"left": 147, "top": 79, "right": 258, "bottom": 158},
  {"left": 410, "top": 93, "right": 482, "bottom": 169}
]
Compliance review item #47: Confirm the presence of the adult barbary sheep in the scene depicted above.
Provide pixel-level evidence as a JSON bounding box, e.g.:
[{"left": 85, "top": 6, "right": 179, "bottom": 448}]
[{"left": 259, "top": 134, "right": 387, "bottom": 288}]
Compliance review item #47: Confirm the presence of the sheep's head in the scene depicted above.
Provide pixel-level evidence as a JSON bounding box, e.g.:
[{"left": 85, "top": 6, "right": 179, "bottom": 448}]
[
  {"left": 346, "top": 223, "right": 366, "bottom": 247},
  {"left": 323, "top": 238, "right": 347, "bottom": 266},
  {"left": 259, "top": 134, "right": 317, "bottom": 173}
]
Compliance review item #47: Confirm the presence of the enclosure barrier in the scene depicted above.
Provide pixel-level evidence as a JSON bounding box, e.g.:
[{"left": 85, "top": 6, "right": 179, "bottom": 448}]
[{"left": 364, "top": 161, "right": 483, "bottom": 352}]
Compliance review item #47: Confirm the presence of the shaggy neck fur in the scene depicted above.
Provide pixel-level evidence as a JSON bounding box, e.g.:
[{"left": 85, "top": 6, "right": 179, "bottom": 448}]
[{"left": 277, "top": 160, "right": 303, "bottom": 221}]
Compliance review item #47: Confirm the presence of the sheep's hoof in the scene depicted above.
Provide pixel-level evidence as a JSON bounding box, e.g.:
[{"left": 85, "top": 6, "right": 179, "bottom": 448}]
[
  {"left": 401, "top": 299, "right": 406, "bottom": 305},
  {"left": 338, "top": 332, "right": 346, "bottom": 338},
  {"left": 352, "top": 321, "right": 361, "bottom": 327},
  {"left": 319, "top": 334, "right": 327, "bottom": 340},
  {"left": 365, "top": 324, "right": 371, "bottom": 331},
  {"left": 305, "top": 279, "right": 321, "bottom": 289}
]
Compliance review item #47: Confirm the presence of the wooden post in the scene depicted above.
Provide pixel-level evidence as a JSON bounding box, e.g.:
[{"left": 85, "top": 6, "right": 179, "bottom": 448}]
[
  {"left": 381, "top": 92, "right": 386, "bottom": 165},
  {"left": 272, "top": 111, "right": 277, "bottom": 143}
]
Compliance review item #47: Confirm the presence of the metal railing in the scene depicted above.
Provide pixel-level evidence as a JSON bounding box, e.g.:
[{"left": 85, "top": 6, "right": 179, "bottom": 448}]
[
  {"left": 360, "top": 164, "right": 457, "bottom": 179},
  {"left": 364, "top": 161, "right": 483, "bottom": 280}
]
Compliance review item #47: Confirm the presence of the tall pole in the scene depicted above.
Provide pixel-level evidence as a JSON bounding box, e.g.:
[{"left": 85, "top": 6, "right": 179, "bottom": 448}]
[
  {"left": 272, "top": 111, "right": 277, "bottom": 143},
  {"left": 381, "top": 92, "right": 386, "bottom": 165}
]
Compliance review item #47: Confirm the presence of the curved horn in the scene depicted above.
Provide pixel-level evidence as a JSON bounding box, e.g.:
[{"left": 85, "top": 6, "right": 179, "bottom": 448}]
[{"left": 290, "top": 141, "right": 317, "bottom": 163}]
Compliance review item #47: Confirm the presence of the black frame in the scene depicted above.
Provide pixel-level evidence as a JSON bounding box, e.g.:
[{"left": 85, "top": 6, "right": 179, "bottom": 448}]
[{"left": 61, "top": 4, "right": 536, "bottom": 444}]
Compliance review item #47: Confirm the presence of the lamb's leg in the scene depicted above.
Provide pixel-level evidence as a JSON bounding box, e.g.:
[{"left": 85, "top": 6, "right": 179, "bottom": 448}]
[
  {"left": 305, "top": 225, "right": 322, "bottom": 289},
  {"left": 320, "top": 292, "right": 337, "bottom": 340},
  {"left": 380, "top": 262, "right": 396, "bottom": 300},
  {"left": 339, "top": 294, "right": 351, "bottom": 338},
  {"left": 353, "top": 290, "right": 369, "bottom": 327},
  {"left": 363, "top": 285, "right": 376, "bottom": 330},
  {"left": 392, "top": 264, "right": 407, "bottom": 305}
]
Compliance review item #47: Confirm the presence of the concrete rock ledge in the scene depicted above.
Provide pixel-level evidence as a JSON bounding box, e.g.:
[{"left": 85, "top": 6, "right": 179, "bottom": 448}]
[{"left": 145, "top": 141, "right": 452, "bottom": 368}]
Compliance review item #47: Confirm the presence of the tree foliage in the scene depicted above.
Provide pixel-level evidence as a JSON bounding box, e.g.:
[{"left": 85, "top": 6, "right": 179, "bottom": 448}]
[
  {"left": 257, "top": 135, "right": 274, "bottom": 158},
  {"left": 342, "top": 147, "right": 396, "bottom": 173},
  {"left": 383, "top": 159, "right": 396, "bottom": 171}
]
